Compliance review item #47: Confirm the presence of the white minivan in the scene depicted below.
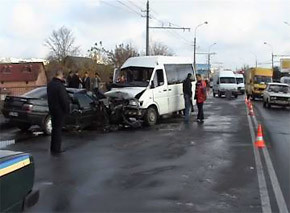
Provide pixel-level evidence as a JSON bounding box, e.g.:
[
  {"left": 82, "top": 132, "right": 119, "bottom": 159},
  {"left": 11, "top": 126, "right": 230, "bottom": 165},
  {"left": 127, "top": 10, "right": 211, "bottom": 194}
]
[
  {"left": 105, "top": 56, "right": 196, "bottom": 126},
  {"left": 235, "top": 73, "right": 245, "bottom": 94},
  {"left": 212, "top": 70, "right": 238, "bottom": 98}
]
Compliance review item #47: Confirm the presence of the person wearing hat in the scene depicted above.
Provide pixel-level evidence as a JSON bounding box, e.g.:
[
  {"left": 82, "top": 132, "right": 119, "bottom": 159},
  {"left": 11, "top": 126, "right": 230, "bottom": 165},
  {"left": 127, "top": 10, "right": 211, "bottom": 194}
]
[{"left": 182, "top": 73, "right": 193, "bottom": 122}]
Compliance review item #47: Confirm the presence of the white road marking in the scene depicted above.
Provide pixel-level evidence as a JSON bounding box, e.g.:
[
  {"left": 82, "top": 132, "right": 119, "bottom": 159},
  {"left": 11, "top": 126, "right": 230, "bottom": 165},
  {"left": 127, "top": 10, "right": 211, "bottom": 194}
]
[
  {"left": 247, "top": 107, "right": 272, "bottom": 213},
  {"left": 252, "top": 111, "right": 289, "bottom": 213}
]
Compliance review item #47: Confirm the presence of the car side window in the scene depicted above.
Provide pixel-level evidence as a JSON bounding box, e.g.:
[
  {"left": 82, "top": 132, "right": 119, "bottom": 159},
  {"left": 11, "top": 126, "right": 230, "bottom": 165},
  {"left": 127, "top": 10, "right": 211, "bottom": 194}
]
[{"left": 74, "top": 93, "right": 94, "bottom": 109}]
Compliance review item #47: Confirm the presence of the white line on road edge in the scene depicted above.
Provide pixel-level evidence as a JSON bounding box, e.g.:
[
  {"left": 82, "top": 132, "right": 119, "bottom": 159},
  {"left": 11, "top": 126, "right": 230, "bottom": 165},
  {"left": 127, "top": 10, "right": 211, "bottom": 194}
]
[
  {"left": 252, "top": 112, "right": 289, "bottom": 213},
  {"left": 0, "top": 139, "right": 15, "bottom": 149},
  {"left": 247, "top": 107, "right": 272, "bottom": 213}
]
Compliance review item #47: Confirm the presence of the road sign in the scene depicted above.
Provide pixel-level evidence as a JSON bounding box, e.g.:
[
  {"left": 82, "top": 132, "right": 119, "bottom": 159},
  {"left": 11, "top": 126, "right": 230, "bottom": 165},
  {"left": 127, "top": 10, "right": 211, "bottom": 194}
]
[{"left": 280, "top": 58, "right": 290, "bottom": 73}]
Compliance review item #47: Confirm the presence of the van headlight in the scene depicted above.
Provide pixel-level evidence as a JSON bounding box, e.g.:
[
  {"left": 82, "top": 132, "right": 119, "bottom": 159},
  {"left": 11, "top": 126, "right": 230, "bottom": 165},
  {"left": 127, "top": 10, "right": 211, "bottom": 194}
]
[
  {"left": 270, "top": 96, "right": 277, "bottom": 100},
  {"left": 129, "top": 99, "right": 139, "bottom": 106}
]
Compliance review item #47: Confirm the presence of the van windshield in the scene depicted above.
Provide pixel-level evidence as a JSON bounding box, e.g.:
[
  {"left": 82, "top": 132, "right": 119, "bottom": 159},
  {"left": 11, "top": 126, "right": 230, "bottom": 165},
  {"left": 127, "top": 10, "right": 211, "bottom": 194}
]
[
  {"left": 236, "top": 78, "right": 244, "bottom": 84},
  {"left": 220, "top": 77, "right": 236, "bottom": 84},
  {"left": 254, "top": 76, "right": 272, "bottom": 84},
  {"left": 115, "top": 66, "right": 153, "bottom": 87}
]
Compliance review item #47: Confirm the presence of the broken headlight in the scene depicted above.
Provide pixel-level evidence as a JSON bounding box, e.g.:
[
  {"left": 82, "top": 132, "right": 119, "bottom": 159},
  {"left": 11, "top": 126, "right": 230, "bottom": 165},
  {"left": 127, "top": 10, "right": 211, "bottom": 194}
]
[{"left": 129, "top": 99, "right": 139, "bottom": 107}]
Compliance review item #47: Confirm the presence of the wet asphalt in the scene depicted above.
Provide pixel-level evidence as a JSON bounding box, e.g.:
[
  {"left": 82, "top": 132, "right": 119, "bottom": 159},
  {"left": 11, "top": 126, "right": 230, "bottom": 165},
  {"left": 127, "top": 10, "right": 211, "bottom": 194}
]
[
  {"left": 3, "top": 95, "right": 262, "bottom": 212},
  {"left": 253, "top": 100, "right": 290, "bottom": 211}
]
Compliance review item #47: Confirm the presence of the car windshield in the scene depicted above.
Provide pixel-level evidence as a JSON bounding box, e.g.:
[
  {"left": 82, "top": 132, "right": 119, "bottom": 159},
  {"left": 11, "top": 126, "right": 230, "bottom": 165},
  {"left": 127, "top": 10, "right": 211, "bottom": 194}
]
[
  {"left": 236, "top": 78, "right": 244, "bottom": 84},
  {"left": 22, "top": 87, "right": 47, "bottom": 98},
  {"left": 268, "top": 85, "right": 290, "bottom": 93},
  {"left": 254, "top": 76, "right": 272, "bottom": 84},
  {"left": 115, "top": 67, "right": 154, "bottom": 87},
  {"left": 220, "top": 77, "right": 236, "bottom": 84}
]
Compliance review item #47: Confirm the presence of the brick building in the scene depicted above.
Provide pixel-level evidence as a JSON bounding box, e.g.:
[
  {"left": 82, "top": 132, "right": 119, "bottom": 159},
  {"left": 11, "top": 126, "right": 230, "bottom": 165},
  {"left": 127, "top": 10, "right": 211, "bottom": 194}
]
[{"left": 0, "top": 62, "right": 47, "bottom": 98}]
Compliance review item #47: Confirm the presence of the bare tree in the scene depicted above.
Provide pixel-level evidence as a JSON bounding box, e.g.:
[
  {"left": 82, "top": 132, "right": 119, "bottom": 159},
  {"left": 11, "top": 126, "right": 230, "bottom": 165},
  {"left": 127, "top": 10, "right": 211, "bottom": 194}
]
[
  {"left": 150, "top": 42, "right": 173, "bottom": 56},
  {"left": 45, "top": 26, "right": 80, "bottom": 62},
  {"left": 88, "top": 42, "right": 139, "bottom": 68}
]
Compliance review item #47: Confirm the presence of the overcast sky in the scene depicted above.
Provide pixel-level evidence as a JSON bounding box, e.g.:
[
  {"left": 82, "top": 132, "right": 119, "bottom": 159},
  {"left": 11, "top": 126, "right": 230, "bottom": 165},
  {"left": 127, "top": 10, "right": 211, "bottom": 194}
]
[{"left": 1, "top": 0, "right": 290, "bottom": 69}]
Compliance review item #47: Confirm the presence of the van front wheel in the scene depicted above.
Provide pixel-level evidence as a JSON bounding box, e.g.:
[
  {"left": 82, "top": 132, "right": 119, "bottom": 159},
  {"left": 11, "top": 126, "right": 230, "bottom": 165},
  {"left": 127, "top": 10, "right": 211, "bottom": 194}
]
[{"left": 144, "top": 107, "right": 158, "bottom": 126}]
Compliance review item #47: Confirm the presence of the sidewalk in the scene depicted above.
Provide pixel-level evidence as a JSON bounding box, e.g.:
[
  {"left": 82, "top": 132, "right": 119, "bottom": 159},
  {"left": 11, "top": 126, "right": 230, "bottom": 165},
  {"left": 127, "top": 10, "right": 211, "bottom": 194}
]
[{"left": 6, "top": 96, "right": 262, "bottom": 212}]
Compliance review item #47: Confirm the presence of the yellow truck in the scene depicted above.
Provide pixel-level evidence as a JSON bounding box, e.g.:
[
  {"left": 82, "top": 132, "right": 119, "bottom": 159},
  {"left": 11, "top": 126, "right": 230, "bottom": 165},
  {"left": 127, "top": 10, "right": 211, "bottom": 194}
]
[{"left": 246, "top": 68, "right": 273, "bottom": 100}]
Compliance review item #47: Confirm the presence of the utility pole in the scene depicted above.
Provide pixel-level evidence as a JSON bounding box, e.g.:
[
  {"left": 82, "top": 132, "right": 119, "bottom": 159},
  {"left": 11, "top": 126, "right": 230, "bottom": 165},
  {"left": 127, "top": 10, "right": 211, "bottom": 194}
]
[{"left": 146, "top": 0, "right": 149, "bottom": 56}]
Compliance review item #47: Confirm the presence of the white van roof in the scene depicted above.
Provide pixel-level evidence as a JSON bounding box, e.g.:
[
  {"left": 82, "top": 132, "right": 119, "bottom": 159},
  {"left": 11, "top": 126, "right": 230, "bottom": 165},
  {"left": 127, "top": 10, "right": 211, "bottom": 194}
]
[
  {"left": 219, "top": 70, "right": 236, "bottom": 78},
  {"left": 235, "top": 73, "right": 244, "bottom": 78},
  {"left": 121, "top": 56, "right": 193, "bottom": 69}
]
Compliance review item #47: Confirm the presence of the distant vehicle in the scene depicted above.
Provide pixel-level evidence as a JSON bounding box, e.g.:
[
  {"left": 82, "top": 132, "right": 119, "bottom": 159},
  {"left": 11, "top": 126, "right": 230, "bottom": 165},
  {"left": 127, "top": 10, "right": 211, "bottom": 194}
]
[
  {"left": 235, "top": 74, "right": 245, "bottom": 94},
  {"left": 0, "top": 150, "right": 39, "bottom": 212},
  {"left": 245, "top": 68, "right": 273, "bottom": 100},
  {"left": 212, "top": 70, "right": 238, "bottom": 98},
  {"left": 280, "top": 76, "right": 290, "bottom": 86},
  {"left": 105, "top": 56, "right": 196, "bottom": 126},
  {"left": 2, "top": 87, "right": 101, "bottom": 135},
  {"left": 263, "top": 83, "right": 290, "bottom": 108}
]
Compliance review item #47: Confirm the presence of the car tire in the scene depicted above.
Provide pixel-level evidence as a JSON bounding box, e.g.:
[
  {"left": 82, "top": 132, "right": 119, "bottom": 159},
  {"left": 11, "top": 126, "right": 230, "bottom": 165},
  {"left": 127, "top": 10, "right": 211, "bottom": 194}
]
[
  {"left": 234, "top": 94, "right": 238, "bottom": 98},
  {"left": 218, "top": 91, "right": 222, "bottom": 98},
  {"left": 213, "top": 91, "right": 216, "bottom": 97},
  {"left": 144, "top": 107, "right": 158, "bottom": 126},
  {"left": 42, "top": 115, "right": 52, "bottom": 135},
  {"left": 16, "top": 123, "right": 31, "bottom": 131}
]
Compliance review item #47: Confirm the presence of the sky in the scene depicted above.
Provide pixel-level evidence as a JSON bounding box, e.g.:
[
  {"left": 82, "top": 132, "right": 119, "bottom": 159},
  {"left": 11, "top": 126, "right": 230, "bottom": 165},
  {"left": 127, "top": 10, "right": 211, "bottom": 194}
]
[{"left": 1, "top": 0, "right": 290, "bottom": 70}]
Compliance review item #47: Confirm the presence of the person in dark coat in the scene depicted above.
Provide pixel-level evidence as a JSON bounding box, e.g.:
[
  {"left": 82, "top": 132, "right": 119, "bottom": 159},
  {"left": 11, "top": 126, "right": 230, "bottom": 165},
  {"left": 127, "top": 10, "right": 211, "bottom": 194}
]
[
  {"left": 47, "top": 70, "right": 70, "bottom": 153},
  {"left": 183, "top": 73, "right": 193, "bottom": 122},
  {"left": 66, "top": 71, "right": 73, "bottom": 87},
  {"left": 82, "top": 72, "right": 91, "bottom": 91},
  {"left": 70, "top": 71, "right": 82, "bottom": 88}
]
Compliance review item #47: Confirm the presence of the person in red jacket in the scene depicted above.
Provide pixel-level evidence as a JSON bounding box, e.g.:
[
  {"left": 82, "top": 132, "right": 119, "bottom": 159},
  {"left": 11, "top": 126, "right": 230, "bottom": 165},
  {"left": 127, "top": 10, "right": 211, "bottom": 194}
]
[{"left": 195, "top": 74, "right": 207, "bottom": 122}]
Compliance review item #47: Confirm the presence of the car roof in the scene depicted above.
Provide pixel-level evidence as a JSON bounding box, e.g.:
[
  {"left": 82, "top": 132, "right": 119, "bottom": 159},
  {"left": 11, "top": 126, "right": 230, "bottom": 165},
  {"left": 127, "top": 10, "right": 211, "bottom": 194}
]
[{"left": 267, "top": 82, "right": 289, "bottom": 86}]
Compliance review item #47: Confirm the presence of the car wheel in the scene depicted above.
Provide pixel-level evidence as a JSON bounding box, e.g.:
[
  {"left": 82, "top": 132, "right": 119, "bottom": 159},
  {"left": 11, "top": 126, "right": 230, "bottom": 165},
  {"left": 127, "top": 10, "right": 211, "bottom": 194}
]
[
  {"left": 213, "top": 91, "right": 216, "bottom": 97},
  {"left": 234, "top": 94, "right": 238, "bottom": 98},
  {"left": 144, "top": 107, "right": 158, "bottom": 126},
  {"left": 16, "top": 123, "right": 31, "bottom": 131},
  {"left": 218, "top": 91, "right": 222, "bottom": 98},
  {"left": 42, "top": 115, "right": 52, "bottom": 135}
]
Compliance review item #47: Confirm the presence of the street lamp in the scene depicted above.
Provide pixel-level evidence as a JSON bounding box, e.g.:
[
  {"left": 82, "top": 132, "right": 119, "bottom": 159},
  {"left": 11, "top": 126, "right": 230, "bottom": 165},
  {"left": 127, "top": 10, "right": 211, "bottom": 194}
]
[
  {"left": 264, "top": 42, "right": 274, "bottom": 70},
  {"left": 250, "top": 51, "right": 258, "bottom": 68},
  {"left": 208, "top": 43, "right": 216, "bottom": 77},
  {"left": 194, "top": 21, "right": 208, "bottom": 73}
]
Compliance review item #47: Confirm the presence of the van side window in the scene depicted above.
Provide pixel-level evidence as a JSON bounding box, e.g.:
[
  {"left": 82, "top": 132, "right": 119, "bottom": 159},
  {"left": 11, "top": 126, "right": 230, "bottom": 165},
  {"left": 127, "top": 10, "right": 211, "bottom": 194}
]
[
  {"left": 164, "top": 64, "right": 194, "bottom": 85},
  {"left": 153, "top": 69, "right": 164, "bottom": 87}
]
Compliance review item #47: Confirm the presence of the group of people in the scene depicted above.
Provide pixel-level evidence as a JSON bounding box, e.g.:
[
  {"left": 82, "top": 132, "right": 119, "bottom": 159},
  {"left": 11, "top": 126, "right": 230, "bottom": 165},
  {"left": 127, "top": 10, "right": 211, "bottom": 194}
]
[
  {"left": 66, "top": 71, "right": 101, "bottom": 91},
  {"left": 183, "top": 73, "right": 207, "bottom": 123}
]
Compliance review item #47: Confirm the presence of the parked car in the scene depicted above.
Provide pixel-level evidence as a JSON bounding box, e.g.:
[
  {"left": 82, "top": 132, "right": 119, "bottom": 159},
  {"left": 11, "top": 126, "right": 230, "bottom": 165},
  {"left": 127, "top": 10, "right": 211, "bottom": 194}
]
[
  {"left": 263, "top": 83, "right": 290, "bottom": 108},
  {"left": 235, "top": 73, "right": 245, "bottom": 94},
  {"left": 0, "top": 150, "right": 39, "bottom": 212},
  {"left": 1, "top": 87, "right": 102, "bottom": 134}
]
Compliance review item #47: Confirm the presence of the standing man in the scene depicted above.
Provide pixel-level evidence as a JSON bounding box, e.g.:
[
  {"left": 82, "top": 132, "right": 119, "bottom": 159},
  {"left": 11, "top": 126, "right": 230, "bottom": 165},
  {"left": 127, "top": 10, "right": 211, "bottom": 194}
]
[
  {"left": 195, "top": 74, "right": 207, "bottom": 122},
  {"left": 82, "top": 72, "right": 91, "bottom": 91},
  {"left": 66, "top": 71, "right": 73, "bottom": 88},
  {"left": 183, "top": 73, "right": 193, "bottom": 122},
  {"left": 92, "top": 72, "right": 101, "bottom": 92},
  {"left": 47, "top": 70, "right": 70, "bottom": 154},
  {"left": 70, "top": 71, "right": 82, "bottom": 88}
]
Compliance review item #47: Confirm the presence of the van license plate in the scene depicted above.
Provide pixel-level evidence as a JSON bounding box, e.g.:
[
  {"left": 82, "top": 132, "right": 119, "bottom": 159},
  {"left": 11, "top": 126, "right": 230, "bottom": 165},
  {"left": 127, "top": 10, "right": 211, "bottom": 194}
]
[{"left": 9, "top": 112, "right": 18, "bottom": 117}]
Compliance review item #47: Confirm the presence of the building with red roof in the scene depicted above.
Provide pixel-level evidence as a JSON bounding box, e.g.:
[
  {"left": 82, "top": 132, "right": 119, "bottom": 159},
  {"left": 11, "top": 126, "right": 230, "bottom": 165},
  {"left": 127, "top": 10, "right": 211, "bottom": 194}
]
[{"left": 0, "top": 62, "right": 47, "bottom": 98}]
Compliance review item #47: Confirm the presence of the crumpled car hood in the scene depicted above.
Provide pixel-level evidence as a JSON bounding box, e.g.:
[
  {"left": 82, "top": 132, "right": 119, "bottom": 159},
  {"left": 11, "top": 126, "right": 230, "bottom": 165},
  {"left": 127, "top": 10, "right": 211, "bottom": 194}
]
[{"left": 105, "top": 87, "right": 146, "bottom": 99}]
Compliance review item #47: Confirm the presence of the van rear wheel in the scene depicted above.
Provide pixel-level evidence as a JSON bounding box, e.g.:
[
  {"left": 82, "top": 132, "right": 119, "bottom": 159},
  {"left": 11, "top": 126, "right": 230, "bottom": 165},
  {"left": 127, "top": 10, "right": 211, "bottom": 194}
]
[{"left": 144, "top": 107, "right": 158, "bottom": 126}]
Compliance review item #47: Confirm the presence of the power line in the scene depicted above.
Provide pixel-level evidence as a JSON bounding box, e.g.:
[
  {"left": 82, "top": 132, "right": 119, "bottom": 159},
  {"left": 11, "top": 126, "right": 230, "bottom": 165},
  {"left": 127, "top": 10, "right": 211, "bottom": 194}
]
[
  {"left": 117, "top": 0, "right": 143, "bottom": 16},
  {"left": 126, "top": 0, "right": 144, "bottom": 11}
]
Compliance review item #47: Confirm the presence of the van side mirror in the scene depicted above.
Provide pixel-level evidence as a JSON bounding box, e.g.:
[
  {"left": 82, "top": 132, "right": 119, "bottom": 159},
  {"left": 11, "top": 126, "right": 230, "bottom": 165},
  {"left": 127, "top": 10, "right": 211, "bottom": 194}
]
[
  {"left": 150, "top": 81, "right": 155, "bottom": 89},
  {"left": 217, "top": 81, "right": 219, "bottom": 85}
]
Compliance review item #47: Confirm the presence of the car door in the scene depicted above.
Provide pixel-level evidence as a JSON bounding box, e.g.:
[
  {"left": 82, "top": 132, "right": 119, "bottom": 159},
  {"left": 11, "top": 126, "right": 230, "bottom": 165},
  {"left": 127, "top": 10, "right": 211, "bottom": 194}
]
[
  {"left": 152, "top": 68, "right": 169, "bottom": 115},
  {"left": 73, "top": 93, "right": 96, "bottom": 127}
]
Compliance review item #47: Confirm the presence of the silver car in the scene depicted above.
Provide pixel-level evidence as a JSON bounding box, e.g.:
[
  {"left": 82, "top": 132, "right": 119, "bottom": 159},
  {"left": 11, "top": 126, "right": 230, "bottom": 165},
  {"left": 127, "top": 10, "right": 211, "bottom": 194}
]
[{"left": 263, "top": 83, "right": 290, "bottom": 108}]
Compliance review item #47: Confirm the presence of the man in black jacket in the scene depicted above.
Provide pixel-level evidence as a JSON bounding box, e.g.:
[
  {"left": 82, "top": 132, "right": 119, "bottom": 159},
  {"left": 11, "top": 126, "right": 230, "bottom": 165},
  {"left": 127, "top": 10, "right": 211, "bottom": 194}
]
[
  {"left": 82, "top": 72, "right": 91, "bottom": 91},
  {"left": 183, "top": 73, "right": 192, "bottom": 122},
  {"left": 47, "top": 70, "right": 70, "bottom": 153},
  {"left": 70, "top": 71, "right": 82, "bottom": 88}
]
